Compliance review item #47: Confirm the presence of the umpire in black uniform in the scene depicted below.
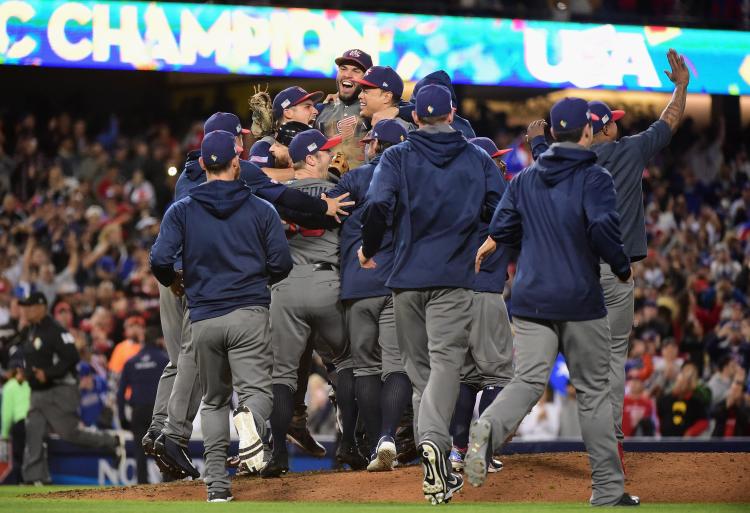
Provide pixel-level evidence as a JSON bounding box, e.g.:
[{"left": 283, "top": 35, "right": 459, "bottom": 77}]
[{"left": 20, "top": 292, "right": 124, "bottom": 484}]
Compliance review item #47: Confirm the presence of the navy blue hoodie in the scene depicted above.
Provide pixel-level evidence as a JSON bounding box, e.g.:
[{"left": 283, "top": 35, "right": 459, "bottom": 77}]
[
  {"left": 363, "top": 126, "right": 502, "bottom": 289},
  {"left": 490, "top": 143, "right": 630, "bottom": 321},
  {"left": 398, "top": 71, "right": 476, "bottom": 139},
  {"left": 474, "top": 171, "right": 515, "bottom": 294},
  {"left": 327, "top": 154, "right": 394, "bottom": 300},
  {"left": 150, "top": 180, "right": 293, "bottom": 322}
]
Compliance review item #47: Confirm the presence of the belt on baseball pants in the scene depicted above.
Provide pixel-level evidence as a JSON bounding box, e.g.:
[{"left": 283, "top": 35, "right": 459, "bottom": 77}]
[{"left": 312, "top": 263, "right": 336, "bottom": 272}]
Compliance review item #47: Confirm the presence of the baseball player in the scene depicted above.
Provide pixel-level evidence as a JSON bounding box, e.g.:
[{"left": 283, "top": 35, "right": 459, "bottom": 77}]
[
  {"left": 466, "top": 98, "right": 639, "bottom": 507},
  {"left": 145, "top": 112, "right": 352, "bottom": 479},
  {"left": 262, "top": 129, "right": 366, "bottom": 478},
  {"left": 249, "top": 86, "right": 324, "bottom": 180},
  {"left": 151, "top": 129, "right": 293, "bottom": 502},
  {"left": 449, "top": 137, "right": 513, "bottom": 474},
  {"left": 398, "top": 70, "right": 476, "bottom": 138},
  {"left": 325, "top": 119, "right": 412, "bottom": 472},
  {"left": 528, "top": 49, "right": 689, "bottom": 471},
  {"left": 359, "top": 84, "right": 502, "bottom": 504},
  {"left": 315, "top": 49, "right": 373, "bottom": 169},
  {"left": 355, "top": 66, "right": 413, "bottom": 132}
]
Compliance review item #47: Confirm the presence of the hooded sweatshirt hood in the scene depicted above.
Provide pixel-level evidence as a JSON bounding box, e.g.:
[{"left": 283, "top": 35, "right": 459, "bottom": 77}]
[
  {"left": 408, "top": 128, "right": 468, "bottom": 167},
  {"left": 412, "top": 71, "right": 458, "bottom": 106},
  {"left": 536, "top": 142, "right": 598, "bottom": 187},
  {"left": 189, "top": 179, "right": 252, "bottom": 219}
]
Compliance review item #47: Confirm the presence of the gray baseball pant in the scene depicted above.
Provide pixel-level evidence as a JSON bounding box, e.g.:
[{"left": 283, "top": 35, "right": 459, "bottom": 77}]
[
  {"left": 479, "top": 316, "right": 624, "bottom": 506},
  {"left": 23, "top": 385, "right": 116, "bottom": 483},
  {"left": 149, "top": 283, "right": 188, "bottom": 433},
  {"left": 192, "top": 306, "right": 274, "bottom": 494},
  {"left": 346, "top": 295, "right": 404, "bottom": 379},
  {"left": 271, "top": 266, "right": 353, "bottom": 391},
  {"left": 462, "top": 291, "right": 514, "bottom": 389},
  {"left": 392, "top": 287, "right": 471, "bottom": 453},
  {"left": 600, "top": 264, "right": 634, "bottom": 442}
]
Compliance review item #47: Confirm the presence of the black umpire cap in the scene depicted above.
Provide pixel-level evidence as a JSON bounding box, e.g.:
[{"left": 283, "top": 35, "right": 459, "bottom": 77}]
[{"left": 18, "top": 291, "right": 47, "bottom": 306}]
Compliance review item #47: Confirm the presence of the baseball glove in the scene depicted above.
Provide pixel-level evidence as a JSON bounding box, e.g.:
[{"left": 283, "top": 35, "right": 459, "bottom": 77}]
[
  {"left": 248, "top": 84, "right": 274, "bottom": 138},
  {"left": 328, "top": 152, "right": 350, "bottom": 177}
]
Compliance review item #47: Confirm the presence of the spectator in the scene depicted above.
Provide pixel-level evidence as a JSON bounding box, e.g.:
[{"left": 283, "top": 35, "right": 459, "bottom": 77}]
[
  {"left": 711, "top": 368, "right": 750, "bottom": 437},
  {"left": 657, "top": 362, "right": 710, "bottom": 437},
  {"left": 77, "top": 361, "right": 108, "bottom": 428},
  {"left": 622, "top": 378, "right": 656, "bottom": 437},
  {"left": 117, "top": 328, "right": 168, "bottom": 484},
  {"left": 1, "top": 351, "right": 30, "bottom": 483},
  {"left": 707, "top": 354, "right": 738, "bottom": 408}
]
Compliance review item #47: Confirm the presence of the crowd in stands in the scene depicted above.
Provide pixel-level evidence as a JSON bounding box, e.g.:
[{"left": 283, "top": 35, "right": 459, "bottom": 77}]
[{"left": 1, "top": 98, "right": 749, "bottom": 449}]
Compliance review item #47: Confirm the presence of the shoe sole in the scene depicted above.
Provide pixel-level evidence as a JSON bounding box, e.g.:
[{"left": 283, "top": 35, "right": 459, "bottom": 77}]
[
  {"left": 207, "top": 496, "right": 234, "bottom": 503},
  {"left": 367, "top": 440, "right": 397, "bottom": 472},
  {"left": 286, "top": 433, "right": 326, "bottom": 458},
  {"left": 420, "top": 441, "right": 448, "bottom": 505},
  {"left": 466, "top": 419, "right": 491, "bottom": 488},
  {"left": 234, "top": 409, "right": 264, "bottom": 473}
]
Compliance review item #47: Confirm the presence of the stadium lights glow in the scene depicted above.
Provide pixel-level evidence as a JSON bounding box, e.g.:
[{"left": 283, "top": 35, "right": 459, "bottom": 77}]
[{"left": 167, "top": 166, "right": 177, "bottom": 177}]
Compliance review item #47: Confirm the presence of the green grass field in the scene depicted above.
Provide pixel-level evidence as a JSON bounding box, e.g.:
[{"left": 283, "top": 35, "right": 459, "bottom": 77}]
[{"left": 1, "top": 486, "right": 747, "bottom": 512}]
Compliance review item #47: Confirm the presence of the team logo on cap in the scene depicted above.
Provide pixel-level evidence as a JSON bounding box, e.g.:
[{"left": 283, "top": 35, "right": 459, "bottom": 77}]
[
  {"left": 427, "top": 105, "right": 434, "bottom": 114},
  {"left": 307, "top": 143, "right": 318, "bottom": 152},
  {"left": 601, "top": 114, "right": 610, "bottom": 124},
  {"left": 559, "top": 120, "right": 567, "bottom": 128},
  {"left": 281, "top": 99, "right": 291, "bottom": 108},
  {"left": 211, "top": 154, "right": 218, "bottom": 162},
  {"left": 382, "top": 82, "right": 388, "bottom": 87},
  {"left": 349, "top": 50, "right": 362, "bottom": 57}
]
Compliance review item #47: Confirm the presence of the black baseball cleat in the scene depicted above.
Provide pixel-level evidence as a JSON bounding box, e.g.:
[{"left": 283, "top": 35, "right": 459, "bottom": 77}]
[
  {"left": 444, "top": 472, "right": 464, "bottom": 503},
  {"left": 142, "top": 431, "right": 159, "bottom": 456},
  {"left": 287, "top": 425, "right": 326, "bottom": 458},
  {"left": 420, "top": 440, "right": 455, "bottom": 505},
  {"left": 395, "top": 424, "right": 418, "bottom": 465},
  {"left": 154, "top": 433, "right": 201, "bottom": 479},
  {"left": 207, "top": 490, "right": 234, "bottom": 503},
  {"left": 260, "top": 453, "right": 289, "bottom": 478},
  {"left": 335, "top": 443, "right": 368, "bottom": 470},
  {"left": 615, "top": 493, "right": 641, "bottom": 506}
]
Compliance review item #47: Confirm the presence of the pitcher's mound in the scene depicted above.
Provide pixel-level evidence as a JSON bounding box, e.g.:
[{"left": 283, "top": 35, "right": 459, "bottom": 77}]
[{"left": 49, "top": 452, "right": 750, "bottom": 503}]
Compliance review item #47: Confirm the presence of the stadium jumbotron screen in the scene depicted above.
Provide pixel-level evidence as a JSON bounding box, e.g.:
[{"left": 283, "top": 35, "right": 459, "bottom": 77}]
[{"left": 0, "top": 0, "right": 749, "bottom": 95}]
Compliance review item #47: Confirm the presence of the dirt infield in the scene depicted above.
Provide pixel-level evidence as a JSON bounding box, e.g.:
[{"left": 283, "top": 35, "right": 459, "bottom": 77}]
[{"left": 49, "top": 452, "right": 750, "bottom": 503}]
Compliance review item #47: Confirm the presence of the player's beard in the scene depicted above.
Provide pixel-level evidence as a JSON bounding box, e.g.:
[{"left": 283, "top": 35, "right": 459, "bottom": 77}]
[{"left": 337, "top": 80, "right": 362, "bottom": 104}]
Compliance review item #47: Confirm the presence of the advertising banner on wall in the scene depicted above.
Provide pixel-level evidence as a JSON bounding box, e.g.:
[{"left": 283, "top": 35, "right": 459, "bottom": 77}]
[{"left": 1, "top": 1, "right": 748, "bottom": 94}]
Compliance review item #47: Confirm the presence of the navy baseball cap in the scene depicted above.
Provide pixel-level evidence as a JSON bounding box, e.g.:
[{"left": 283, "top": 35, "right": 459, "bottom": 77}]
[
  {"left": 361, "top": 119, "right": 408, "bottom": 144},
  {"left": 469, "top": 137, "right": 512, "bottom": 158},
  {"left": 353, "top": 66, "right": 404, "bottom": 99},
  {"left": 288, "top": 129, "right": 343, "bottom": 163},
  {"left": 204, "top": 112, "right": 249, "bottom": 136},
  {"left": 201, "top": 130, "right": 241, "bottom": 167},
  {"left": 272, "top": 86, "right": 325, "bottom": 119},
  {"left": 550, "top": 97, "right": 599, "bottom": 132},
  {"left": 415, "top": 84, "right": 453, "bottom": 118},
  {"left": 335, "top": 49, "right": 373, "bottom": 71},
  {"left": 588, "top": 100, "right": 626, "bottom": 134},
  {"left": 19, "top": 291, "right": 47, "bottom": 306}
]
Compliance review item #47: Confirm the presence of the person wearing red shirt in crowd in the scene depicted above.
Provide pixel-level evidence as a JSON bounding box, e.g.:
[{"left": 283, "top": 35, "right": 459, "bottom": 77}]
[
  {"left": 622, "top": 378, "right": 656, "bottom": 437},
  {"left": 657, "top": 362, "right": 709, "bottom": 437}
]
